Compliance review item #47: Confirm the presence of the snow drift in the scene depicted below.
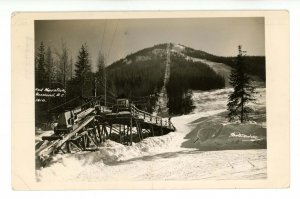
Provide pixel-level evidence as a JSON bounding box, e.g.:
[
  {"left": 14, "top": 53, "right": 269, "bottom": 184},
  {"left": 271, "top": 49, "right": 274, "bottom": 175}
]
[{"left": 36, "top": 88, "right": 267, "bottom": 182}]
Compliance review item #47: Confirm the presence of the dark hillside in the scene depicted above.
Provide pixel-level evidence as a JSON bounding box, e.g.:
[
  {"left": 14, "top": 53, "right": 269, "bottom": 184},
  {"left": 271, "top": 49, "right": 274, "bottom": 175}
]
[
  {"left": 107, "top": 47, "right": 166, "bottom": 98},
  {"left": 166, "top": 53, "right": 225, "bottom": 115},
  {"left": 182, "top": 46, "right": 266, "bottom": 81}
]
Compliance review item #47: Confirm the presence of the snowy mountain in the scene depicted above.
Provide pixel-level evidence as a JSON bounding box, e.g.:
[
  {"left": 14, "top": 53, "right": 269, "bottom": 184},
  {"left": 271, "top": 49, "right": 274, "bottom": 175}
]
[
  {"left": 107, "top": 43, "right": 265, "bottom": 89},
  {"left": 106, "top": 43, "right": 265, "bottom": 115}
]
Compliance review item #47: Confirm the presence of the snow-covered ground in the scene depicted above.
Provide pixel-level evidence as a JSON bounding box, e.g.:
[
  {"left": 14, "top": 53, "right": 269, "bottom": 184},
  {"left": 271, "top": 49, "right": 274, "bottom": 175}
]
[{"left": 36, "top": 88, "right": 267, "bottom": 182}]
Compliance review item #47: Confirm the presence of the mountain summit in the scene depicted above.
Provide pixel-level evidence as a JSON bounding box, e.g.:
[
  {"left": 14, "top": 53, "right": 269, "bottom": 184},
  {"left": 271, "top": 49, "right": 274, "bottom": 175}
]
[{"left": 106, "top": 43, "right": 265, "bottom": 114}]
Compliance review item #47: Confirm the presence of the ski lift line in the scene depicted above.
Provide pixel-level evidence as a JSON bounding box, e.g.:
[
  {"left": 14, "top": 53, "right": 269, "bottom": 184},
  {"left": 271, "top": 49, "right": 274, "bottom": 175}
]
[
  {"left": 106, "top": 19, "right": 119, "bottom": 62},
  {"left": 84, "top": 79, "right": 115, "bottom": 97},
  {"left": 88, "top": 77, "right": 116, "bottom": 97},
  {"left": 96, "top": 83, "right": 116, "bottom": 97},
  {"left": 96, "top": 80, "right": 116, "bottom": 97},
  {"left": 100, "top": 20, "right": 107, "bottom": 53}
]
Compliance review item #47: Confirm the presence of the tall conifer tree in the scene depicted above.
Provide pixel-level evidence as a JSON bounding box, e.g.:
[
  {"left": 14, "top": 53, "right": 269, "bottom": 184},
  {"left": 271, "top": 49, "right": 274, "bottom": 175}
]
[
  {"left": 227, "top": 45, "right": 255, "bottom": 123},
  {"left": 74, "top": 44, "right": 92, "bottom": 97},
  {"left": 36, "top": 42, "right": 47, "bottom": 87}
]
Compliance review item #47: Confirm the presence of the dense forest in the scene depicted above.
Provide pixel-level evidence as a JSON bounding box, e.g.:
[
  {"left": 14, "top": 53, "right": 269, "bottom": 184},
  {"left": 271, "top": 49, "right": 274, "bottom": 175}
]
[
  {"left": 35, "top": 42, "right": 108, "bottom": 125},
  {"left": 35, "top": 42, "right": 265, "bottom": 125},
  {"left": 166, "top": 53, "right": 225, "bottom": 115},
  {"left": 107, "top": 47, "right": 166, "bottom": 98}
]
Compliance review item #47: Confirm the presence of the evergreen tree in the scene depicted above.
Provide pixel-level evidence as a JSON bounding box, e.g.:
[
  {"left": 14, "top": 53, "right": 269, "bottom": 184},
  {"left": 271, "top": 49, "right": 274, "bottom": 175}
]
[
  {"left": 96, "top": 51, "right": 105, "bottom": 80},
  {"left": 227, "top": 45, "right": 255, "bottom": 123},
  {"left": 45, "top": 46, "right": 53, "bottom": 86},
  {"left": 35, "top": 42, "right": 47, "bottom": 87},
  {"left": 74, "top": 44, "right": 92, "bottom": 97}
]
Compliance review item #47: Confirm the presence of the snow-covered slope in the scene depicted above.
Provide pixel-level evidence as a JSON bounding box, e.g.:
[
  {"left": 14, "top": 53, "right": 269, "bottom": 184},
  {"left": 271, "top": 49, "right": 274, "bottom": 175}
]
[
  {"left": 36, "top": 88, "right": 266, "bottom": 182},
  {"left": 170, "top": 44, "right": 231, "bottom": 86},
  {"left": 171, "top": 43, "right": 265, "bottom": 88}
]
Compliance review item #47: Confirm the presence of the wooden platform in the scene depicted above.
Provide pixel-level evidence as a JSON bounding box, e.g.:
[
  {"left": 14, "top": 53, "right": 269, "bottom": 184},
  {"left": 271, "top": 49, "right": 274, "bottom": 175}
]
[{"left": 36, "top": 101, "right": 175, "bottom": 166}]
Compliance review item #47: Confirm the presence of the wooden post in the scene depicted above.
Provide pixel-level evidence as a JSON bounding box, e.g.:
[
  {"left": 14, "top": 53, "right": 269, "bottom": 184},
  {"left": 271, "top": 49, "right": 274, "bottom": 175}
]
[
  {"left": 140, "top": 123, "right": 144, "bottom": 140},
  {"left": 82, "top": 136, "right": 86, "bottom": 150},
  {"left": 97, "top": 123, "right": 102, "bottom": 143},
  {"left": 126, "top": 125, "right": 129, "bottom": 145},
  {"left": 103, "top": 123, "right": 109, "bottom": 140},
  {"left": 85, "top": 133, "right": 90, "bottom": 149},
  {"left": 160, "top": 118, "right": 163, "bottom": 135},
  {"left": 109, "top": 124, "right": 112, "bottom": 139},
  {"left": 92, "top": 126, "right": 99, "bottom": 145},
  {"left": 66, "top": 141, "right": 71, "bottom": 153},
  {"left": 122, "top": 124, "right": 125, "bottom": 144},
  {"left": 130, "top": 117, "right": 133, "bottom": 145},
  {"left": 151, "top": 125, "right": 154, "bottom": 137},
  {"left": 119, "top": 124, "right": 122, "bottom": 144},
  {"left": 101, "top": 124, "right": 105, "bottom": 142},
  {"left": 135, "top": 120, "right": 141, "bottom": 141}
]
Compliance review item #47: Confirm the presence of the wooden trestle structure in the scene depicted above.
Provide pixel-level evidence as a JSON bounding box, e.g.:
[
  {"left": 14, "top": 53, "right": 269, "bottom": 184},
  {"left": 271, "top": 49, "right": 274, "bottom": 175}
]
[{"left": 35, "top": 96, "right": 176, "bottom": 166}]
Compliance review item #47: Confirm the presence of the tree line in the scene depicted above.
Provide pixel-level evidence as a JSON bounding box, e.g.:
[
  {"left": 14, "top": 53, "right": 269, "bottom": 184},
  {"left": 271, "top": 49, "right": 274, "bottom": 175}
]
[
  {"left": 107, "top": 48, "right": 166, "bottom": 113},
  {"left": 35, "top": 42, "right": 108, "bottom": 125},
  {"left": 35, "top": 41, "right": 258, "bottom": 125},
  {"left": 182, "top": 46, "right": 266, "bottom": 81},
  {"left": 166, "top": 53, "right": 226, "bottom": 115}
]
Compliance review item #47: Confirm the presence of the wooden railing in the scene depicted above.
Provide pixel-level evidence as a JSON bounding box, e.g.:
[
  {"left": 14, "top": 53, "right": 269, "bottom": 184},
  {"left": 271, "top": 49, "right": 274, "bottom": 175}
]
[{"left": 130, "top": 104, "right": 175, "bottom": 130}]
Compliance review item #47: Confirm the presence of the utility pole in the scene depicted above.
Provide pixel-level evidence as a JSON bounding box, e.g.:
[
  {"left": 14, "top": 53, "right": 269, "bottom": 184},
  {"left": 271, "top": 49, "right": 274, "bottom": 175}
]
[
  {"left": 63, "top": 61, "right": 66, "bottom": 102},
  {"left": 70, "top": 56, "right": 73, "bottom": 80},
  {"left": 94, "top": 77, "right": 97, "bottom": 97},
  {"left": 104, "top": 67, "right": 107, "bottom": 106}
]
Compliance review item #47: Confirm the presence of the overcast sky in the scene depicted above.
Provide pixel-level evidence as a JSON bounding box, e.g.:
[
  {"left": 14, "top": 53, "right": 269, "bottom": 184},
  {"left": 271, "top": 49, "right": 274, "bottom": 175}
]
[{"left": 35, "top": 17, "right": 265, "bottom": 70}]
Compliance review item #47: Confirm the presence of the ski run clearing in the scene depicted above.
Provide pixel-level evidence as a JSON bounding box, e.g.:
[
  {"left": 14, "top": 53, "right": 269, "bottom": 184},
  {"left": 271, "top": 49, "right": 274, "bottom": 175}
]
[{"left": 36, "top": 88, "right": 267, "bottom": 182}]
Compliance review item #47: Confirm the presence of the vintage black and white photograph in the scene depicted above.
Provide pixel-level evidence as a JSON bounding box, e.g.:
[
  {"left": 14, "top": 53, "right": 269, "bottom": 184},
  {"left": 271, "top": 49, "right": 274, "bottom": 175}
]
[{"left": 34, "top": 17, "right": 267, "bottom": 182}]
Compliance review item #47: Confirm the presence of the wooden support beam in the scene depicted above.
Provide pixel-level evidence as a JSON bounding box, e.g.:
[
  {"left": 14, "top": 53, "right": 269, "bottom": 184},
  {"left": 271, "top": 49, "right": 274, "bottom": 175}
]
[
  {"left": 85, "top": 134, "right": 90, "bottom": 147},
  {"left": 103, "top": 123, "right": 109, "bottom": 140},
  {"left": 82, "top": 135, "right": 87, "bottom": 150},
  {"left": 135, "top": 120, "right": 141, "bottom": 141},
  {"left": 58, "top": 147, "right": 66, "bottom": 154},
  {"left": 109, "top": 124, "right": 112, "bottom": 139},
  {"left": 92, "top": 127, "right": 100, "bottom": 145},
  {"left": 111, "top": 126, "right": 121, "bottom": 134},
  {"left": 36, "top": 100, "right": 177, "bottom": 165},
  {"left": 97, "top": 124, "right": 102, "bottom": 143},
  {"left": 130, "top": 118, "right": 133, "bottom": 145},
  {"left": 86, "top": 133, "right": 98, "bottom": 147},
  {"left": 151, "top": 126, "right": 154, "bottom": 137},
  {"left": 36, "top": 116, "right": 94, "bottom": 158},
  {"left": 66, "top": 141, "right": 71, "bottom": 153},
  {"left": 125, "top": 125, "right": 129, "bottom": 144},
  {"left": 70, "top": 141, "right": 82, "bottom": 151},
  {"left": 139, "top": 123, "right": 143, "bottom": 140},
  {"left": 42, "top": 135, "right": 63, "bottom": 141}
]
